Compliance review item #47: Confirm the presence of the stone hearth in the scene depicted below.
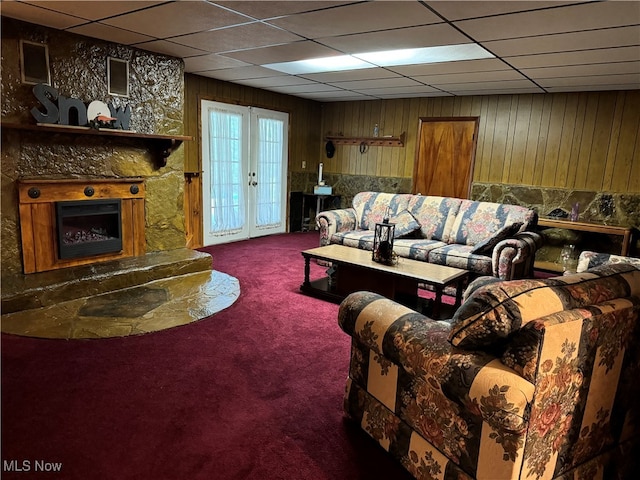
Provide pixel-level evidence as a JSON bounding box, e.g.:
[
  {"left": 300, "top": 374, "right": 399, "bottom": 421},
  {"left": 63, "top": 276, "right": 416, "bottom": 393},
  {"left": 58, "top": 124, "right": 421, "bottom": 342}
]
[{"left": 1, "top": 248, "right": 240, "bottom": 339}]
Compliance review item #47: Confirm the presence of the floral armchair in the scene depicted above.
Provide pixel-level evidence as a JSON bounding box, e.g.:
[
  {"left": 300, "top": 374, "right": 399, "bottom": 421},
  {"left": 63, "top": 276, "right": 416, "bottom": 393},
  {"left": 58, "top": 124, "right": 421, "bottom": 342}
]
[{"left": 338, "top": 262, "right": 640, "bottom": 479}]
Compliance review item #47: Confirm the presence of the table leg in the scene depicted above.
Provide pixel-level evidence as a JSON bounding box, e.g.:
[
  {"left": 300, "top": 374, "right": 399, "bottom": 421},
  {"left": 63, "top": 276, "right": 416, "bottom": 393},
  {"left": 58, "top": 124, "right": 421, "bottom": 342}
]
[
  {"left": 303, "top": 256, "right": 311, "bottom": 287},
  {"left": 454, "top": 279, "right": 464, "bottom": 308},
  {"left": 432, "top": 286, "right": 443, "bottom": 318}
]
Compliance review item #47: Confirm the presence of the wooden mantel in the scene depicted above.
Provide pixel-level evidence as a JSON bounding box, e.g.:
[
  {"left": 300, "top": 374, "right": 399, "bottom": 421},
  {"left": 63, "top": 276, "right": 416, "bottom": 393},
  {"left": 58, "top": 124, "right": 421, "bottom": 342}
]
[
  {"left": 2, "top": 122, "right": 191, "bottom": 168},
  {"left": 18, "top": 178, "right": 146, "bottom": 274}
]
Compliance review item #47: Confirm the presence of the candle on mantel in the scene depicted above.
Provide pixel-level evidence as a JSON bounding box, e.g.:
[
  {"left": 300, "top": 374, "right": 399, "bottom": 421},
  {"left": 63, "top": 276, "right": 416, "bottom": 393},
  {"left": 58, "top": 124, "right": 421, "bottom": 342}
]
[{"left": 318, "top": 162, "right": 323, "bottom": 185}]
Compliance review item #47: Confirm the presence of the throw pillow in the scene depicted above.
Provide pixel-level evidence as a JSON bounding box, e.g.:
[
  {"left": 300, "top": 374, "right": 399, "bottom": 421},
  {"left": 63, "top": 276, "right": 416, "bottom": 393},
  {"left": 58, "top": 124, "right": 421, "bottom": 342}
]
[
  {"left": 470, "top": 222, "right": 523, "bottom": 255},
  {"left": 391, "top": 210, "right": 421, "bottom": 238}
]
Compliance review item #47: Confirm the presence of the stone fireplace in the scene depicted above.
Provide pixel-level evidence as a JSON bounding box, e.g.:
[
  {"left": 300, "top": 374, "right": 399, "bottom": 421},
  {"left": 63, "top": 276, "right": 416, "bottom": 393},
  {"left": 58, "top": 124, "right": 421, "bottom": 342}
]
[{"left": 1, "top": 18, "right": 188, "bottom": 278}]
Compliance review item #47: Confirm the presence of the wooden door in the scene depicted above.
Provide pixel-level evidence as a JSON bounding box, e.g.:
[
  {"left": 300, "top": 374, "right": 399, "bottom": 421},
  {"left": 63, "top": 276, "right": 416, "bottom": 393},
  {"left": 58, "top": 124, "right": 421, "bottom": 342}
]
[{"left": 412, "top": 117, "right": 479, "bottom": 198}]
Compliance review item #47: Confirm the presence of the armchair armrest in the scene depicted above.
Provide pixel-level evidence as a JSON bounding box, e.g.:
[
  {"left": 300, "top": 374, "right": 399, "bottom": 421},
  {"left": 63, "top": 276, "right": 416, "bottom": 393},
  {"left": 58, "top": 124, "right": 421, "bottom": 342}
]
[
  {"left": 492, "top": 231, "right": 544, "bottom": 280},
  {"left": 339, "top": 291, "right": 534, "bottom": 433},
  {"left": 316, "top": 208, "right": 357, "bottom": 246},
  {"left": 577, "top": 251, "right": 640, "bottom": 272}
]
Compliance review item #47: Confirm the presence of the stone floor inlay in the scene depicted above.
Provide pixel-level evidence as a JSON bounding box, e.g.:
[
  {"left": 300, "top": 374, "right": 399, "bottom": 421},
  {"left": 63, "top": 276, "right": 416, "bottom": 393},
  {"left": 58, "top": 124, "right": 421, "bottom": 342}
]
[{"left": 1, "top": 270, "right": 240, "bottom": 339}]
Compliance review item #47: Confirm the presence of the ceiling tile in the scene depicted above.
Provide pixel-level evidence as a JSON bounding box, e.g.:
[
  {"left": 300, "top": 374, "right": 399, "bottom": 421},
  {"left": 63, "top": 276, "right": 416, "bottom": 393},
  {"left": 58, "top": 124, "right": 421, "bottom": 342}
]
[
  {"left": 389, "top": 58, "right": 511, "bottom": 76},
  {"left": 68, "top": 23, "right": 155, "bottom": 45},
  {"left": 328, "top": 77, "right": 423, "bottom": 90},
  {"left": 455, "top": 2, "right": 640, "bottom": 42},
  {"left": 268, "top": 1, "right": 442, "bottom": 39},
  {"left": 171, "top": 23, "right": 303, "bottom": 52},
  {"left": 0, "top": 1, "right": 86, "bottom": 29},
  {"left": 545, "top": 83, "right": 640, "bottom": 93},
  {"left": 201, "top": 65, "right": 282, "bottom": 81},
  {"left": 102, "top": 1, "right": 253, "bottom": 39},
  {"left": 508, "top": 47, "right": 640, "bottom": 69},
  {"left": 300, "top": 68, "right": 402, "bottom": 83},
  {"left": 213, "top": 1, "right": 355, "bottom": 20},
  {"left": 446, "top": 87, "right": 544, "bottom": 96},
  {"left": 234, "top": 76, "right": 316, "bottom": 89},
  {"left": 135, "top": 40, "right": 209, "bottom": 59},
  {"left": 435, "top": 79, "right": 540, "bottom": 91},
  {"left": 22, "top": 0, "right": 162, "bottom": 21},
  {"left": 222, "top": 41, "right": 342, "bottom": 64},
  {"left": 356, "top": 85, "right": 441, "bottom": 96},
  {"left": 485, "top": 26, "right": 640, "bottom": 57},
  {"left": 316, "top": 23, "right": 468, "bottom": 54},
  {"left": 183, "top": 54, "right": 250, "bottom": 72},
  {"left": 269, "top": 83, "right": 344, "bottom": 94},
  {"left": 426, "top": 1, "right": 579, "bottom": 21},
  {"left": 416, "top": 69, "right": 527, "bottom": 85},
  {"left": 538, "top": 74, "right": 640, "bottom": 88},
  {"left": 525, "top": 64, "right": 640, "bottom": 80},
  {"left": 375, "top": 90, "right": 452, "bottom": 99},
  {"left": 298, "top": 91, "right": 377, "bottom": 101}
]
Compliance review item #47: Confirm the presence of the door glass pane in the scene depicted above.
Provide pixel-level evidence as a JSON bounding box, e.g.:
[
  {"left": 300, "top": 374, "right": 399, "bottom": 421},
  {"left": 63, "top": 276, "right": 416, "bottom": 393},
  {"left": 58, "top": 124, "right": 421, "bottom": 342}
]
[
  {"left": 255, "top": 117, "right": 283, "bottom": 227},
  {"left": 208, "top": 109, "right": 245, "bottom": 234}
]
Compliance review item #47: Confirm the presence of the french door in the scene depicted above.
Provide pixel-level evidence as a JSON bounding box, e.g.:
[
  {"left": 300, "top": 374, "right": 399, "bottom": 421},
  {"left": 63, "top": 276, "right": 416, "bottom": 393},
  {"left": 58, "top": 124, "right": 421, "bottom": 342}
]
[{"left": 201, "top": 101, "right": 288, "bottom": 245}]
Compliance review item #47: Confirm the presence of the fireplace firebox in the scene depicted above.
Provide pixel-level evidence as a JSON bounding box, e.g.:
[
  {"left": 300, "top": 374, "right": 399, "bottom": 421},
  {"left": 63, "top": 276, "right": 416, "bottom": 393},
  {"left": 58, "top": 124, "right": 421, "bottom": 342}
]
[{"left": 56, "top": 199, "right": 123, "bottom": 259}]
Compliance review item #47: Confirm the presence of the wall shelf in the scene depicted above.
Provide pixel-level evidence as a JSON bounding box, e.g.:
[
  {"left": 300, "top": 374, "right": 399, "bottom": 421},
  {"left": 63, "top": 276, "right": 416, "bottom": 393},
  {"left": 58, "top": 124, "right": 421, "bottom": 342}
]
[
  {"left": 325, "top": 132, "right": 405, "bottom": 147},
  {"left": 1, "top": 122, "right": 192, "bottom": 168}
]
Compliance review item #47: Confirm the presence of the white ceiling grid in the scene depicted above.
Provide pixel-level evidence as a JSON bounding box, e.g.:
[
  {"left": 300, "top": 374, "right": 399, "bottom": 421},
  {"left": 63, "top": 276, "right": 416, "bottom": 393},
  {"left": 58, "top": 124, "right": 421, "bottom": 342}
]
[{"left": 1, "top": 0, "right": 638, "bottom": 101}]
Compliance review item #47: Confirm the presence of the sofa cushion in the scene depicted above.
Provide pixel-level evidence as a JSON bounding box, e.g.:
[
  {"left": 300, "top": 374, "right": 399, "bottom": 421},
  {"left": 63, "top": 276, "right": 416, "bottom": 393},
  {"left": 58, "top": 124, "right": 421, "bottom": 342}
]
[
  {"left": 393, "top": 239, "right": 447, "bottom": 261},
  {"left": 449, "top": 263, "right": 640, "bottom": 349},
  {"left": 330, "top": 230, "right": 375, "bottom": 250},
  {"left": 407, "top": 196, "right": 462, "bottom": 242},
  {"left": 471, "top": 222, "right": 523, "bottom": 255},
  {"left": 448, "top": 200, "right": 533, "bottom": 246},
  {"left": 352, "top": 192, "right": 413, "bottom": 231},
  {"left": 428, "top": 244, "right": 493, "bottom": 276},
  {"left": 390, "top": 209, "right": 421, "bottom": 238}
]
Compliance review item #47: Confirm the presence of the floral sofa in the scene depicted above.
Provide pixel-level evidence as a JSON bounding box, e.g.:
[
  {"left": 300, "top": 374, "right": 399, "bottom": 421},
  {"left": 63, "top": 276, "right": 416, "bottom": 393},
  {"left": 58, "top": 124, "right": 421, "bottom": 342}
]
[
  {"left": 317, "top": 192, "right": 542, "bottom": 280},
  {"left": 338, "top": 262, "right": 640, "bottom": 480}
]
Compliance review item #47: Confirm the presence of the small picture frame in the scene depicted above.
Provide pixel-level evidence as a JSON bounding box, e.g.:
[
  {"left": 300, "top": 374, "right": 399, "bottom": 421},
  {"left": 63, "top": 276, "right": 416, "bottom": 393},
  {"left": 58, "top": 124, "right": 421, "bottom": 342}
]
[
  {"left": 20, "top": 40, "right": 51, "bottom": 85},
  {"left": 108, "top": 57, "right": 129, "bottom": 97}
]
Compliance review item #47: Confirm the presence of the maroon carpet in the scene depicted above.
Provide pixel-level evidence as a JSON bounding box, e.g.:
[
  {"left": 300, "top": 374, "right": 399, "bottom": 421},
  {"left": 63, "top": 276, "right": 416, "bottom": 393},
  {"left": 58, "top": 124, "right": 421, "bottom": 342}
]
[{"left": 2, "top": 232, "right": 414, "bottom": 480}]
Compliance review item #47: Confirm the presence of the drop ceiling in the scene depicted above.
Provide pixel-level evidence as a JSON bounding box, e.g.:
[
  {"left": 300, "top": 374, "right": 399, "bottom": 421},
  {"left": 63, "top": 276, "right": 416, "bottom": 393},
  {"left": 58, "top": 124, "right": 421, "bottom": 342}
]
[{"left": 2, "top": 0, "right": 639, "bottom": 102}]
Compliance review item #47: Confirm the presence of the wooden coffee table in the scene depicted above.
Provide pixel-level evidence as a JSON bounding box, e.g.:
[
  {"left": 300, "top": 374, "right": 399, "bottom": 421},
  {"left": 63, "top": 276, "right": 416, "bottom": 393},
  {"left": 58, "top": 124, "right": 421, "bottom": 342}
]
[{"left": 300, "top": 244, "right": 468, "bottom": 318}]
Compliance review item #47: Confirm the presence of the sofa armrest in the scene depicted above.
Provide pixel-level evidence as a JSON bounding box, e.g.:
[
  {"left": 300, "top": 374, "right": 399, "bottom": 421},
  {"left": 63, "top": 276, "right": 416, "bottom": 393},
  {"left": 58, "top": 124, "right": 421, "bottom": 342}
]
[
  {"left": 316, "top": 208, "right": 357, "bottom": 246},
  {"left": 492, "top": 231, "right": 544, "bottom": 280},
  {"left": 338, "top": 291, "right": 534, "bottom": 433}
]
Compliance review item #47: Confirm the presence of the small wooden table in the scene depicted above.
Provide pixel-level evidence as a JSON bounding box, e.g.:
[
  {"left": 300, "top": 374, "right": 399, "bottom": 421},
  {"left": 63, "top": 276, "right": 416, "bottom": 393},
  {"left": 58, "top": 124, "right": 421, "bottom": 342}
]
[{"left": 301, "top": 244, "right": 468, "bottom": 318}]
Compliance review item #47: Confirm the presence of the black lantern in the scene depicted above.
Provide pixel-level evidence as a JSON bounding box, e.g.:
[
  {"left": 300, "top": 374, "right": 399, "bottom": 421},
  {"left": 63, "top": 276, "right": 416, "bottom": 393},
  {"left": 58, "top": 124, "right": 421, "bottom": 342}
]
[{"left": 372, "top": 221, "right": 395, "bottom": 264}]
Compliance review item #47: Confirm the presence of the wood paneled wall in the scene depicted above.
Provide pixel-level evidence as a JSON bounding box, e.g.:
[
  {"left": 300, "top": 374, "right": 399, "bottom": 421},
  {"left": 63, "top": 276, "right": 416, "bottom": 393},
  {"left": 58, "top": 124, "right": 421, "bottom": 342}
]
[
  {"left": 183, "top": 73, "right": 322, "bottom": 247},
  {"left": 320, "top": 90, "right": 640, "bottom": 193},
  {"left": 183, "top": 77, "right": 638, "bottom": 247}
]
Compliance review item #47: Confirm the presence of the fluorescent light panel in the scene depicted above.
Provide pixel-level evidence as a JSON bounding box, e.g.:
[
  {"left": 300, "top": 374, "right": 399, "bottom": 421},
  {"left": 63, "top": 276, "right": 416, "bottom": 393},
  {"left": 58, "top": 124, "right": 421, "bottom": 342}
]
[
  {"left": 263, "top": 44, "right": 494, "bottom": 75},
  {"left": 263, "top": 55, "right": 373, "bottom": 75}
]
